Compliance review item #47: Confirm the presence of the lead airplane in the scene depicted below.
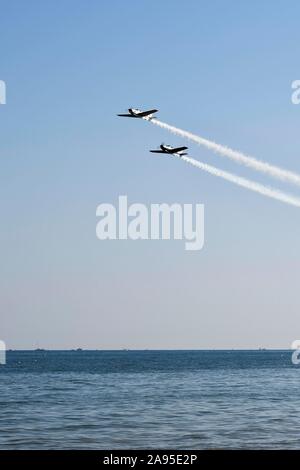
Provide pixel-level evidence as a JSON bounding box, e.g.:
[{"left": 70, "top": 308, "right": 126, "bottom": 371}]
[
  {"left": 150, "top": 143, "right": 188, "bottom": 157},
  {"left": 117, "top": 108, "right": 158, "bottom": 120}
]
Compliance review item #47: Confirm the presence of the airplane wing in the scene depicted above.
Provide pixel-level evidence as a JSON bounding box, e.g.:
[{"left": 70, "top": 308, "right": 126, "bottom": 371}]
[
  {"left": 150, "top": 150, "right": 165, "bottom": 154},
  {"left": 170, "top": 146, "right": 188, "bottom": 153},
  {"left": 137, "top": 109, "right": 158, "bottom": 117},
  {"left": 117, "top": 113, "right": 136, "bottom": 117}
]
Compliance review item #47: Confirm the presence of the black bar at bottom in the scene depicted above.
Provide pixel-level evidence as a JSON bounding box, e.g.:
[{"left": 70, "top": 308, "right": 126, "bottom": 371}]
[{"left": 0, "top": 450, "right": 299, "bottom": 466}]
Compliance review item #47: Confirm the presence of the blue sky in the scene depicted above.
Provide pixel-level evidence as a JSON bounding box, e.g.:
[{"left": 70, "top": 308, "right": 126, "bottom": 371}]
[{"left": 1, "top": 0, "right": 300, "bottom": 349}]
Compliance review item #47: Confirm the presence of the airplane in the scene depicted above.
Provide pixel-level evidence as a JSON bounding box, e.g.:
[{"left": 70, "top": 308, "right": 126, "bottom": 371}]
[
  {"left": 150, "top": 143, "right": 188, "bottom": 157},
  {"left": 117, "top": 108, "right": 158, "bottom": 120}
]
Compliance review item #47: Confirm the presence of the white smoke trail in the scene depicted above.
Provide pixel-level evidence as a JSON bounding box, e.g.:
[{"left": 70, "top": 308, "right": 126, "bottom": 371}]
[
  {"left": 151, "top": 119, "right": 300, "bottom": 187},
  {"left": 179, "top": 155, "right": 300, "bottom": 208}
]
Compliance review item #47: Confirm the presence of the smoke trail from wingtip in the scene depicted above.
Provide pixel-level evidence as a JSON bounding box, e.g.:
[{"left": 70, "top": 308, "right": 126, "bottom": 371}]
[
  {"left": 180, "top": 155, "right": 300, "bottom": 208},
  {"left": 151, "top": 119, "right": 300, "bottom": 187}
]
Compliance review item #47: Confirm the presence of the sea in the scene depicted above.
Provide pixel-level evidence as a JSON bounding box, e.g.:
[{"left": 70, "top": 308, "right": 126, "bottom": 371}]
[{"left": 0, "top": 350, "right": 299, "bottom": 449}]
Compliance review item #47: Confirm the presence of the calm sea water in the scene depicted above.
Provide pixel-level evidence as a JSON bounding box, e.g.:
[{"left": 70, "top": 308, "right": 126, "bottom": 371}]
[{"left": 0, "top": 350, "right": 299, "bottom": 449}]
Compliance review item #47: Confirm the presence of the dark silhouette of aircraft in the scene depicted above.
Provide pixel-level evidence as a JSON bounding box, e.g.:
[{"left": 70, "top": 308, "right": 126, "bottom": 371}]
[
  {"left": 117, "top": 108, "right": 158, "bottom": 120},
  {"left": 150, "top": 143, "right": 188, "bottom": 157}
]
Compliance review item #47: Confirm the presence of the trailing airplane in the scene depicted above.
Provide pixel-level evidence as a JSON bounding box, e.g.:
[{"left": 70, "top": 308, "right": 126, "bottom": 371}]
[
  {"left": 117, "top": 108, "right": 158, "bottom": 120},
  {"left": 150, "top": 143, "right": 188, "bottom": 157}
]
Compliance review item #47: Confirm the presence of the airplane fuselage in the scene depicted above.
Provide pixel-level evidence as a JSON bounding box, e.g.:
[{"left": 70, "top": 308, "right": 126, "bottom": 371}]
[
  {"left": 160, "top": 144, "right": 174, "bottom": 153},
  {"left": 149, "top": 144, "right": 188, "bottom": 157},
  {"left": 129, "top": 108, "right": 140, "bottom": 116},
  {"left": 117, "top": 108, "right": 158, "bottom": 119}
]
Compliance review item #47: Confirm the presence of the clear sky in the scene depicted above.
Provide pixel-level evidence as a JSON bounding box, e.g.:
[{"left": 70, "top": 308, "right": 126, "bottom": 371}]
[{"left": 1, "top": 0, "right": 300, "bottom": 349}]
